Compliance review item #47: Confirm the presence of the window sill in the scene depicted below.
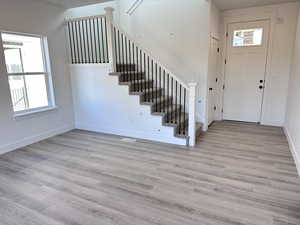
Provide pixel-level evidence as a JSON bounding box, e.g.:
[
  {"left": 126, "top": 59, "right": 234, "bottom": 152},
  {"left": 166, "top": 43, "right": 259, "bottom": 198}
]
[{"left": 13, "top": 106, "right": 58, "bottom": 119}]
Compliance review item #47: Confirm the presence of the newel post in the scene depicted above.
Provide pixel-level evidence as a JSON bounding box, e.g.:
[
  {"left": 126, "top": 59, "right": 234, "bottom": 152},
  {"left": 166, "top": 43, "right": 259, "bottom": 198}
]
[
  {"left": 104, "top": 7, "right": 116, "bottom": 72},
  {"left": 188, "top": 82, "right": 197, "bottom": 147}
]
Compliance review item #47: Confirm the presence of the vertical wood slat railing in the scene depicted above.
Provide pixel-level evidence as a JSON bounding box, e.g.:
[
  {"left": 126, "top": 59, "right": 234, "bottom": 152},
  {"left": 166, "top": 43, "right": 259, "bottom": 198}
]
[
  {"left": 66, "top": 15, "right": 109, "bottom": 64},
  {"left": 112, "top": 23, "right": 192, "bottom": 139},
  {"left": 65, "top": 8, "right": 197, "bottom": 146}
]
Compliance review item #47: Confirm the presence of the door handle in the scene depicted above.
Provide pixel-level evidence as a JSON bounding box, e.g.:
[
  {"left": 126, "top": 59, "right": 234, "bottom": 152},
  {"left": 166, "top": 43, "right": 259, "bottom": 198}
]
[{"left": 209, "top": 88, "right": 213, "bottom": 91}]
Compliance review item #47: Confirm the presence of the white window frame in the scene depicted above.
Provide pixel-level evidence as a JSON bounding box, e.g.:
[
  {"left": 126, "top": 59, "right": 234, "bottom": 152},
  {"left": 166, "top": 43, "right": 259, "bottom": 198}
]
[{"left": 0, "top": 31, "right": 56, "bottom": 117}]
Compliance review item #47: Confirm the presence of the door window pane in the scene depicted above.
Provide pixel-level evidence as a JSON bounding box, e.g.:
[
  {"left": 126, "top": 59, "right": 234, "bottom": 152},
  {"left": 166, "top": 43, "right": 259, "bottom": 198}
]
[{"left": 233, "top": 28, "right": 263, "bottom": 47}]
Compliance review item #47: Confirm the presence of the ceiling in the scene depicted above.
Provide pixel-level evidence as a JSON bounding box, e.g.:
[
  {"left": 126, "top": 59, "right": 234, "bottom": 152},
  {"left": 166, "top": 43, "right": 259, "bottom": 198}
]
[
  {"left": 41, "top": 0, "right": 112, "bottom": 8},
  {"left": 41, "top": 0, "right": 299, "bottom": 10},
  {"left": 213, "top": 0, "right": 299, "bottom": 10}
]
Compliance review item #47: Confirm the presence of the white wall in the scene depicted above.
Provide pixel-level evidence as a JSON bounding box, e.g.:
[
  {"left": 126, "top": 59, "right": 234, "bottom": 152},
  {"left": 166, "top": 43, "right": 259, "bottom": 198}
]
[
  {"left": 66, "top": 0, "right": 212, "bottom": 127},
  {"left": 210, "top": 1, "right": 221, "bottom": 40},
  {"left": 0, "top": 0, "right": 74, "bottom": 154},
  {"left": 221, "top": 2, "right": 299, "bottom": 127},
  {"left": 285, "top": 7, "right": 300, "bottom": 176},
  {"left": 64, "top": 1, "right": 118, "bottom": 20},
  {"left": 70, "top": 64, "right": 187, "bottom": 146},
  {"left": 116, "top": 0, "right": 211, "bottom": 126},
  {"left": 206, "top": 1, "right": 222, "bottom": 126}
]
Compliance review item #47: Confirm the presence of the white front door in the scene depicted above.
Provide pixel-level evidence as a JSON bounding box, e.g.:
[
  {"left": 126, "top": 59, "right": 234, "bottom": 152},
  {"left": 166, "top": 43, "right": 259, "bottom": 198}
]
[
  {"left": 207, "top": 37, "right": 220, "bottom": 126},
  {"left": 223, "top": 20, "right": 270, "bottom": 123}
]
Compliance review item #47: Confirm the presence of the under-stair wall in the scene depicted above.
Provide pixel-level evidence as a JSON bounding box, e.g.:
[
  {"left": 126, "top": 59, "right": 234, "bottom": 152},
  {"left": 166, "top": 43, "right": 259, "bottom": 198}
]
[{"left": 70, "top": 64, "right": 188, "bottom": 146}]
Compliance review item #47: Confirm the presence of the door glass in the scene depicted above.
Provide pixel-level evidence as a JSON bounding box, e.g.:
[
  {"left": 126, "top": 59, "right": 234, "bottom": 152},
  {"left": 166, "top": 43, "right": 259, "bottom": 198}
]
[{"left": 233, "top": 28, "right": 263, "bottom": 47}]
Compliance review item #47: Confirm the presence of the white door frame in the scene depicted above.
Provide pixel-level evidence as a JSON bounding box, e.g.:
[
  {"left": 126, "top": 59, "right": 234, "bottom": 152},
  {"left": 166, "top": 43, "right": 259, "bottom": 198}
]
[
  {"left": 207, "top": 35, "right": 221, "bottom": 126},
  {"left": 220, "top": 19, "right": 272, "bottom": 123}
]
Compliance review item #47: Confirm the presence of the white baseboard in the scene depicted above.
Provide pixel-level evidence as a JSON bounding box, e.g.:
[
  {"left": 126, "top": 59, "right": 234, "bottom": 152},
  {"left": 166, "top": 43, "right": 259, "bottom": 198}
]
[
  {"left": 284, "top": 127, "right": 300, "bottom": 176},
  {"left": 75, "top": 123, "right": 187, "bottom": 146},
  {"left": 0, "top": 125, "right": 75, "bottom": 155}
]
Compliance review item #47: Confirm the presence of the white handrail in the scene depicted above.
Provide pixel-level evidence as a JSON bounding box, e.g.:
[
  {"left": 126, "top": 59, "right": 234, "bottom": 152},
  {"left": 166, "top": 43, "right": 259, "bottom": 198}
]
[
  {"left": 112, "top": 22, "right": 189, "bottom": 90},
  {"left": 65, "top": 14, "right": 106, "bottom": 23}
]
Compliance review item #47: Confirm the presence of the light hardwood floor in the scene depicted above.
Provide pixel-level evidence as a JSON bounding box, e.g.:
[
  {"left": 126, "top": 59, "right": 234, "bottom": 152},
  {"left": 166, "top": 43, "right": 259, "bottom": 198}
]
[{"left": 0, "top": 121, "right": 299, "bottom": 225}]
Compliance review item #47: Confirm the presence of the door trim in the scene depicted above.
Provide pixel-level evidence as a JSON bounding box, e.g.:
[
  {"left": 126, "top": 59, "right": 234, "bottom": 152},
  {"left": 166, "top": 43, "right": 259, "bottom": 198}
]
[
  {"left": 207, "top": 36, "right": 220, "bottom": 127},
  {"left": 221, "top": 19, "right": 271, "bottom": 123}
]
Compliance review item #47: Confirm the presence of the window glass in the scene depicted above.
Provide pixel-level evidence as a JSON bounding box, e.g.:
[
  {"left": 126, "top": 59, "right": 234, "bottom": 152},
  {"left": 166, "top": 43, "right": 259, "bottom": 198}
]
[
  {"left": 2, "top": 33, "right": 45, "bottom": 73},
  {"left": 25, "top": 75, "right": 49, "bottom": 109},
  {"left": 4, "top": 49, "right": 23, "bottom": 73},
  {"left": 233, "top": 28, "right": 263, "bottom": 47},
  {"left": 8, "top": 76, "right": 27, "bottom": 112},
  {"left": 2, "top": 32, "right": 53, "bottom": 113}
]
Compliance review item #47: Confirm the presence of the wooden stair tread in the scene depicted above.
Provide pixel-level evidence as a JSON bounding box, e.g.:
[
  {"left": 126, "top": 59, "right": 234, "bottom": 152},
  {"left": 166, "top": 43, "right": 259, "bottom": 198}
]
[
  {"left": 164, "top": 113, "right": 188, "bottom": 125},
  {"left": 152, "top": 104, "right": 181, "bottom": 115},
  {"left": 120, "top": 80, "right": 153, "bottom": 88},
  {"left": 129, "top": 87, "right": 161, "bottom": 95},
  {"left": 143, "top": 96, "right": 172, "bottom": 104}
]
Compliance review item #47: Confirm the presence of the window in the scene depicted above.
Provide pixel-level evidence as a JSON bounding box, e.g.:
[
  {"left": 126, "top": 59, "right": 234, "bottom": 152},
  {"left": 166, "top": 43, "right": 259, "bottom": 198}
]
[
  {"left": 1, "top": 32, "right": 55, "bottom": 114},
  {"left": 233, "top": 28, "right": 263, "bottom": 47}
]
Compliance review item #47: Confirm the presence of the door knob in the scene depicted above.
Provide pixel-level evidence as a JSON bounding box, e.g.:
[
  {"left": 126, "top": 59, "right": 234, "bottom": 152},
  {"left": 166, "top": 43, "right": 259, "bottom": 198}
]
[
  {"left": 260, "top": 80, "right": 264, "bottom": 83},
  {"left": 209, "top": 88, "right": 213, "bottom": 91},
  {"left": 259, "top": 85, "right": 264, "bottom": 89}
]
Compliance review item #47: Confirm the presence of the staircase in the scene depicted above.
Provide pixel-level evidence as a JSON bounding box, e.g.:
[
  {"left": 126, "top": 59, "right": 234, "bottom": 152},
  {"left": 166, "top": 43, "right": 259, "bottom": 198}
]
[
  {"left": 66, "top": 8, "right": 198, "bottom": 146},
  {"left": 111, "top": 64, "right": 189, "bottom": 140}
]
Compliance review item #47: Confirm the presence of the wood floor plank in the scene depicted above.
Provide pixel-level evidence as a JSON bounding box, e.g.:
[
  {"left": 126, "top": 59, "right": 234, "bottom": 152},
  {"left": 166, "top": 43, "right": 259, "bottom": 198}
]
[{"left": 0, "top": 121, "right": 299, "bottom": 225}]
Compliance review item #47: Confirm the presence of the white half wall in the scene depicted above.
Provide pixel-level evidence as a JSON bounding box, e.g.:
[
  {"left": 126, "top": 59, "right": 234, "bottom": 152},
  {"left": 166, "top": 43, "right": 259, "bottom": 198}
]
[
  {"left": 221, "top": 2, "right": 299, "bottom": 127},
  {"left": 0, "top": 0, "right": 74, "bottom": 154},
  {"left": 70, "top": 64, "right": 187, "bottom": 146},
  {"left": 285, "top": 7, "right": 300, "bottom": 176}
]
